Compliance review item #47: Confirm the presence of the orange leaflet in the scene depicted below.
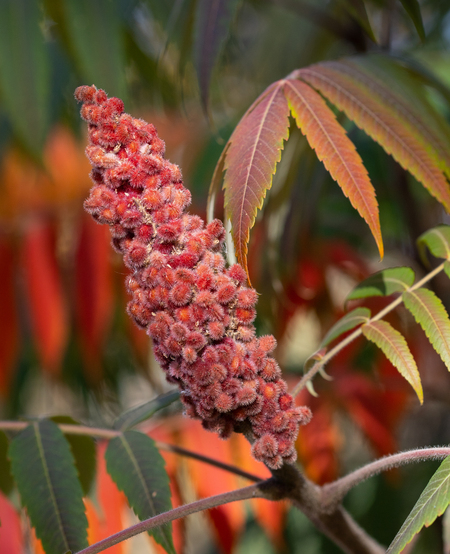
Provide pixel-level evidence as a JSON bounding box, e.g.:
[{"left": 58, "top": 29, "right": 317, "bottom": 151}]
[{"left": 22, "top": 219, "right": 68, "bottom": 377}]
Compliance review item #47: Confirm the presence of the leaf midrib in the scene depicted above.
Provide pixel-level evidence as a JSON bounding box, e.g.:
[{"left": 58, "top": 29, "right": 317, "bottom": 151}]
[{"left": 34, "top": 421, "right": 70, "bottom": 553}]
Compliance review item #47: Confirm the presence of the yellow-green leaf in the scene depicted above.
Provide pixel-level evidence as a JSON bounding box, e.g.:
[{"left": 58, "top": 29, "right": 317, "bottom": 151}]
[
  {"left": 362, "top": 320, "right": 422, "bottom": 403},
  {"left": 346, "top": 267, "right": 415, "bottom": 302},
  {"left": 417, "top": 225, "right": 450, "bottom": 261},
  {"left": 403, "top": 288, "right": 450, "bottom": 371}
]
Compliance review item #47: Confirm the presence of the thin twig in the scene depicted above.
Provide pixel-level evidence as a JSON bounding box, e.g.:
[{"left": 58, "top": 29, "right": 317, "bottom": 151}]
[
  {"left": 0, "top": 420, "right": 263, "bottom": 482},
  {"left": 75, "top": 484, "right": 265, "bottom": 554},
  {"left": 291, "top": 261, "right": 446, "bottom": 397},
  {"left": 322, "top": 447, "right": 450, "bottom": 510}
]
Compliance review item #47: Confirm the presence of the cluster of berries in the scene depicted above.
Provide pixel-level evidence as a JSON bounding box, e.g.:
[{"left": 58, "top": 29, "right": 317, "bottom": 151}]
[{"left": 75, "top": 85, "right": 311, "bottom": 469}]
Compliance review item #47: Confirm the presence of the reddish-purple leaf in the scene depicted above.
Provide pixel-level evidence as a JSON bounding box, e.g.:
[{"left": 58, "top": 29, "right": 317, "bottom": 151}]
[
  {"left": 223, "top": 81, "right": 290, "bottom": 276},
  {"left": 284, "top": 79, "right": 383, "bottom": 257},
  {"left": 295, "top": 62, "right": 450, "bottom": 212},
  {"left": 362, "top": 320, "right": 423, "bottom": 403}
]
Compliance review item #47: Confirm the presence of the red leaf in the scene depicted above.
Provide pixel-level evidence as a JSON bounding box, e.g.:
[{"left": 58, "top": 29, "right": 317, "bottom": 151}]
[
  {"left": 22, "top": 219, "right": 68, "bottom": 376},
  {"left": 0, "top": 237, "right": 19, "bottom": 395},
  {"left": 75, "top": 214, "right": 113, "bottom": 384},
  {"left": 296, "top": 62, "right": 450, "bottom": 212},
  {"left": 0, "top": 491, "right": 23, "bottom": 554},
  {"left": 284, "top": 79, "right": 383, "bottom": 257},
  {"left": 223, "top": 81, "right": 290, "bottom": 278}
]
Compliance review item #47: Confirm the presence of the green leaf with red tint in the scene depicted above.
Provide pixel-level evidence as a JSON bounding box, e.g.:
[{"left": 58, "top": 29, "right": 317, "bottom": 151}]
[
  {"left": 223, "top": 81, "right": 290, "bottom": 277},
  {"left": 295, "top": 61, "right": 450, "bottom": 212},
  {"left": 284, "top": 78, "right": 382, "bottom": 257},
  {"left": 362, "top": 320, "right": 422, "bottom": 403}
]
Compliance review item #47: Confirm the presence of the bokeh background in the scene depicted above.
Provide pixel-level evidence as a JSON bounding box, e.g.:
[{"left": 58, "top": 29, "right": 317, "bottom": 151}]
[{"left": 2, "top": 1, "right": 450, "bottom": 552}]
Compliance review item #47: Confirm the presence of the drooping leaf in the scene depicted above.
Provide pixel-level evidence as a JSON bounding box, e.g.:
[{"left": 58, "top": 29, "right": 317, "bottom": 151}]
[
  {"left": 0, "top": 431, "right": 13, "bottom": 496},
  {"left": 61, "top": 0, "right": 127, "bottom": 100},
  {"left": 399, "top": 0, "right": 425, "bottom": 41},
  {"left": 193, "top": 0, "right": 240, "bottom": 110},
  {"left": 0, "top": 238, "right": 18, "bottom": 395},
  {"left": 284, "top": 78, "right": 382, "bottom": 256},
  {"left": 346, "top": 267, "right": 415, "bottom": 302},
  {"left": 113, "top": 390, "right": 180, "bottom": 431},
  {"left": 345, "top": 56, "right": 450, "bottom": 178},
  {"left": 22, "top": 220, "right": 68, "bottom": 376},
  {"left": 295, "top": 62, "right": 450, "bottom": 212},
  {"left": 387, "top": 456, "right": 450, "bottom": 554},
  {"left": 320, "top": 307, "right": 371, "bottom": 347},
  {"left": 336, "top": 0, "right": 376, "bottom": 43},
  {"left": 223, "top": 81, "right": 290, "bottom": 277},
  {"left": 105, "top": 430, "right": 175, "bottom": 554},
  {"left": 362, "top": 320, "right": 423, "bottom": 403},
  {"left": 403, "top": 288, "right": 450, "bottom": 370},
  {"left": 50, "top": 416, "right": 96, "bottom": 496},
  {"left": 0, "top": 0, "right": 51, "bottom": 157},
  {"left": 75, "top": 214, "right": 113, "bottom": 385},
  {"left": 9, "top": 419, "right": 88, "bottom": 554},
  {"left": 417, "top": 225, "right": 450, "bottom": 262}
]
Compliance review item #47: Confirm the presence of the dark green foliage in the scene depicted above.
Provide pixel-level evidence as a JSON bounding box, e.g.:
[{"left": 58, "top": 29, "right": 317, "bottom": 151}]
[
  {"left": 8, "top": 419, "right": 88, "bottom": 554},
  {"left": 105, "top": 430, "right": 175, "bottom": 554}
]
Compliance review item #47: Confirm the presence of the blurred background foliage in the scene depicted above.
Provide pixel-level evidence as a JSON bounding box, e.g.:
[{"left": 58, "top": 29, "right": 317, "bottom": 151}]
[{"left": 2, "top": 0, "right": 450, "bottom": 552}]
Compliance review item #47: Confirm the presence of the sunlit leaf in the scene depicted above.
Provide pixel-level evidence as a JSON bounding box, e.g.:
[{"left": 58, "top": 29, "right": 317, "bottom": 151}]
[
  {"left": 105, "top": 430, "right": 175, "bottom": 554},
  {"left": 399, "top": 0, "right": 425, "bottom": 41},
  {"left": 417, "top": 225, "right": 450, "bottom": 262},
  {"left": 362, "top": 320, "right": 422, "bottom": 403},
  {"left": 284, "top": 79, "right": 382, "bottom": 257},
  {"left": 0, "top": 0, "right": 51, "bottom": 156},
  {"left": 223, "top": 81, "right": 290, "bottom": 277},
  {"left": 61, "top": 0, "right": 127, "bottom": 100},
  {"left": 113, "top": 390, "right": 180, "bottom": 431},
  {"left": 295, "top": 62, "right": 450, "bottom": 212},
  {"left": 0, "top": 431, "right": 13, "bottom": 496},
  {"left": 387, "top": 456, "right": 450, "bottom": 553},
  {"left": 320, "top": 307, "right": 371, "bottom": 347},
  {"left": 345, "top": 56, "right": 450, "bottom": 178},
  {"left": 403, "top": 288, "right": 450, "bottom": 370},
  {"left": 51, "top": 416, "right": 96, "bottom": 496},
  {"left": 9, "top": 419, "right": 88, "bottom": 554},
  {"left": 346, "top": 267, "right": 415, "bottom": 302},
  {"left": 193, "top": 0, "right": 240, "bottom": 110}
]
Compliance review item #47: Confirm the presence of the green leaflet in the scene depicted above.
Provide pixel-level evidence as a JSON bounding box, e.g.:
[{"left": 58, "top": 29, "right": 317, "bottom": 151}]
[
  {"left": 362, "top": 320, "right": 422, "bottom": 403},
  {"left": 346, "top": 267, "right": 415, "bottom": 302},
  {"left": 0, "top": 431, "right": 13, "bottom": 495},
  {"left": 403, "top": 288, "right": 450, "bottom": 370},
  {"left": 9, "top": 419, "right": 88, "bottom": 554},
  {"left": 387, "top": 456, "right": 450, "bottom": 553},
  {"left": 113, "top": 390, "right": 180, "bottom": 431},
  {"left": 418, "top": 225, "right": 450, "bottom": 262},
  {"left": 105, "top": 430, "right": 175, "bottom": 554},
  {"left": 320, "top": 307, "right": 371, "bottom": 347},
  {"left": 50, "top": 416, "right": 96, "bottom": 496},
  {"left": 61, "top": 0, "right": 127, "bottom": 101},
  {"left": 399, "top": 0, "right": 425, "bottom": 41},
  {"left": 0, "top": 0, "right": 51, "bottom": 157}
]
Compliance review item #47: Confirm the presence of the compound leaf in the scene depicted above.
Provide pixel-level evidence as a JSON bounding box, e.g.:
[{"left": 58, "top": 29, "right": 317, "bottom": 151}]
[
  {"left": 362, "top": 320, "right": 422, "bottom": 403},
  {"left": 387, "top": 456, "right": 450, "bottom": 553},
  {"left": 403, "top": 288, "right": 450, "bottom": 370},
  {"left": 105, "top": 430, "right": 175, "bottom": 554},
  {"left": 284, "top": 78, "right": 382, "bottom": 257},
  {"left": 9, "top": 419, "right": 88, "bottom": 554},
  {"left": 223, "top": 81, "right": 290, "bottom": 277},
  {"left": 295, "top": 61, "right": 450, "bottom": 212},
  {"left": 347, "top": 267, "right": 415, "bottom": 302}
]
